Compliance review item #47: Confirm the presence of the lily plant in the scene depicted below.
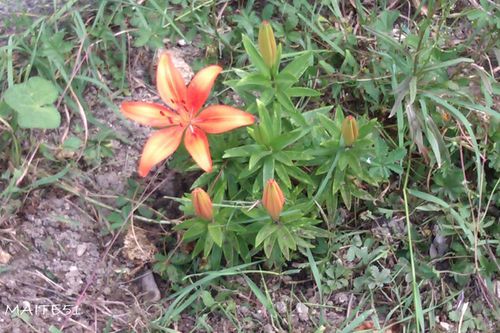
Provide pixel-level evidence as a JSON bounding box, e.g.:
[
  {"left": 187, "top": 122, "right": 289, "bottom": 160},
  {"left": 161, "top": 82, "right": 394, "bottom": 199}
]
[{"left": 121, "top": 52, "right": 256, "bottom": 176}]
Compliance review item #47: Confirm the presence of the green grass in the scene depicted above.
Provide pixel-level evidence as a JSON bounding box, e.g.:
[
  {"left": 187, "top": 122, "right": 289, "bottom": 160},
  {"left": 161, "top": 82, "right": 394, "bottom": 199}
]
[{"left": 1, "top": 0, "right": 499, "bottom": 332}]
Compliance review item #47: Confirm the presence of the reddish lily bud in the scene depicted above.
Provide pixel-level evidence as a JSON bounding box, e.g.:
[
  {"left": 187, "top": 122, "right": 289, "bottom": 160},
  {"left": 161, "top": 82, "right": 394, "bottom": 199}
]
[
  {"left": 258, "top": 21, "right": 277, "bottom": 69},
  {"left": 262, "top": 179, "right": 285, "bottom": 221},
  {"left": 341, "top": 116, "right": 359, "bottom": 146},
  {"left": 192, "top": 188, "right": 213, "bottom": 221}
]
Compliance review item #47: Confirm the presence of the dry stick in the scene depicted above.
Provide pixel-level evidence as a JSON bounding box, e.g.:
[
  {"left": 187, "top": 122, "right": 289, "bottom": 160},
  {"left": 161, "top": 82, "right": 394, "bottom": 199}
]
[
  {"left": 60, "top": 105, "right": 71, "bottom": 143},
  {"left": 68, "top": 86, "right": 89, "bottom": 162},
  {"left": 457, "top": 302, "right": 469, "bottom": 333},
  {"left": 14, "top": 142, "right": 40, "bottom": 187},
  {"left": 56, "top": 30, "right": 89, "bottom": 154}
]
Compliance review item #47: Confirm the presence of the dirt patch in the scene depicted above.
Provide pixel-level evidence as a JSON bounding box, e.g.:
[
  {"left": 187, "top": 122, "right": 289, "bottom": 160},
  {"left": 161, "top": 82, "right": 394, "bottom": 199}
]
[{"left": 0, "top": 191, "right": 133, "bottom": 331}]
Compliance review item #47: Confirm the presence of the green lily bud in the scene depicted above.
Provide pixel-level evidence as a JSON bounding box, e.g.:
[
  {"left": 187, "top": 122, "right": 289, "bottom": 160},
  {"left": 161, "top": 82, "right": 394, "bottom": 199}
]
[
  {"left": 341, "top": 116, "right": 359, "bottom": 146},
  {"left": 258, "top": 21, "right": 277, "bottom": 69}
]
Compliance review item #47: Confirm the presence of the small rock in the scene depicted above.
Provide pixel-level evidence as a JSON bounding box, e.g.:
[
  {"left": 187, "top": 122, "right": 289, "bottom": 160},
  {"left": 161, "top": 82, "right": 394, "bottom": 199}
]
[
  {"left": 295, "top": 302, "right": 309, "bottom": 321},
  {"left": 76, "top": 244, "right": 87, "bottom": 256},
  {"left": 275, "top": 301, "right": 287, "bottom": 314},
  {"left": 239, "top": 305, "right": 250, "bottom": 316},
  {"left": 177, "top": 39, "right": 187, "bottom": 46},
  {"left": 252, "top": 308, "right": 267, "bottom": 321},
  {"left": 0, "top": 247, "right": 11, "bottom": 264},
  {"left": 439, "top": 321, "right": 453, "bottom": 331},
  {"left": 333, "top": 292, "right": 349, "bottom": 305},
  {"left": 140, "top": 270, "right": 161, "bottom": 302},
  {"left": 263, "top": 324, "right": 275, "bottom": 333}
]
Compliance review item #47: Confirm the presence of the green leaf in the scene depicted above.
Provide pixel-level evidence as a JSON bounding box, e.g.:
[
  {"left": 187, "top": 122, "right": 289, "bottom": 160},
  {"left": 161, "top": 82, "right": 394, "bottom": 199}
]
[
  {"left": 275, "top": 72, "right": 298, "bottom": 88},
  {"left": 201, "top": 290, "right": 216, "bottom": 307},
  {"left": 183, "top": 222, "right": 207, "bottom": 241},
  {"left": 389, "top": 77, "right": 410, "bottom": 118},
  {"left": 242, "top": 35, "right": 270, "bottom": 77},
  {"left": 223, "top": 144, "right": 261, "bottom": 158},
  {"left": 306, "top": 248, "right": 324, "bottom": 322},
  {"left": 275, "top": 163, "right": 292, "bottom": 188},
  {"left": 423, "top": 111, "right": 449, "bottom": 167},
  {"left": 262, "top": 156, "right": 275, "bottom": 184},
  {"left": 371, "top": 10, "right": 400, "bottom": 32},
  {"left": 263, "top": 232, "right": 277, "bottom": 258},
  {"left": 423, "top": 93, "right": 482, "bottom": 187},
  {"left": 4, "top": 77, "right": 61, "bottom": 129},
  {"left": 286, "top": 87, "right": 321, "bottom": 97},
  {"left": 422, "top": 58, "right": 473, "bottom": 73},
  {"left": 274, "top": 151, "right": 293, "bottom": 166},
  {"left": 249, "top": 150, "right": 271, "bottom": 170},
  {"left": 255, "top": 223, "right": 279, "bottom": 247},
  {"left": 409, "top": 76, "right": 417, "bottom": 105},
  {"left": 296, "top": 13, "right": 345, "bottom": 55},
  {"left": 208, "top": 224, "right": 224, "bottom": 247},
  {"left": 272, "top": 128, "right": 309, "bottom": 151},
  {"left": 282, "top": 51, "right": 314, "bottom": 78},
  {"left": 287, "top": 165, "right": 314, "bottom": 185},
  {"left": 62, "top": 136, "right": 82, "bottom": 151},
  {"left": 203, "top": 234, "right": 214, "bottom": 258},
  {"left": 339, "top": 310, "right": 374, "bottom": 333},
  {"left": 408, "top": 189, "right": 474, "bottom": 245},
  {"left": 278, "top": 225, "right": 296, "bottom": 251},
  {"left": 243, "top": 275, "right": 277, "bottom": 316},
  {"left": 236, "top": 72, "right": 272, "bottom": 88}
]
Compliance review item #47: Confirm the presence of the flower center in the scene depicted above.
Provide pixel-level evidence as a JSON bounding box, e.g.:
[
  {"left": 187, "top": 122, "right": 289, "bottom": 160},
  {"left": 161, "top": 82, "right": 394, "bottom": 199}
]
[{"left": 178, "top": 106, "right": 193, "bottom": 127}]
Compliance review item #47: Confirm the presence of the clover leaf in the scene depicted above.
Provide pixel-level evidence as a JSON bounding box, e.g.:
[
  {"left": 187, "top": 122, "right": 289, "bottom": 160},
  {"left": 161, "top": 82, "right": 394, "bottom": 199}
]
[{"left": 3, "top": 76, "right": 60, "bottom": 129}]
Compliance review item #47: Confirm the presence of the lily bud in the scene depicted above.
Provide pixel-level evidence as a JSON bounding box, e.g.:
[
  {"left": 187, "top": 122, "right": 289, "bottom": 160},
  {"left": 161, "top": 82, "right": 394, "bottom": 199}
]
[
  {"left": 192, "top": 188, "right": 213, "bottom": 221},
  {"left": 262, "top": 179, "right": 285, "bottom": 221},
  {"left": 341, "top": 116, "right": 359, "bottom": 146},
  {"left": 258, "top": 21, "right": 277, "bottom": 69}
]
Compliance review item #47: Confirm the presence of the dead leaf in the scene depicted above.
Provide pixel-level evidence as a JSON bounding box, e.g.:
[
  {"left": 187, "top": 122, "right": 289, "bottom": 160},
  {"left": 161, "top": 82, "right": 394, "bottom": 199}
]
[{"left": 123, "top": 226, "right": 157, "bottom": 264}]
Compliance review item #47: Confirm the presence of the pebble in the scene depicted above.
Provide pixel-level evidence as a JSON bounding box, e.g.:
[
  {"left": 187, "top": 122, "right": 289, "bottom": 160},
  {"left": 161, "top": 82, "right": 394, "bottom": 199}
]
[
  {"left": 263, "top": 324, "right": 275, "bottom": 333},
  {"left": 296, "top": 302, "right": 309, "bottom": 321},
  {"left": 141, "top": 270, "right": 161, "bottom": 302},
  {"left": 76, "top": 243, "right": 87, "bottom": 256},
  {"left": 239, "top": 305, "right": 250, "bottom": 316},
  {"left": 0, "top": 247, "right": 11, "bottom": 264},
  {"left": 275, "top": 301, "right": 287, "bottom": 314}
]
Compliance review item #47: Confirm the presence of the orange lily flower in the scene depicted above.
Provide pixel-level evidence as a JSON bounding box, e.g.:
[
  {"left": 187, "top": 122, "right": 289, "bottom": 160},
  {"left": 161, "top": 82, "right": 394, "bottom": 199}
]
[{"left": 121, "top": 52, "right": 256, "bottom": 176}]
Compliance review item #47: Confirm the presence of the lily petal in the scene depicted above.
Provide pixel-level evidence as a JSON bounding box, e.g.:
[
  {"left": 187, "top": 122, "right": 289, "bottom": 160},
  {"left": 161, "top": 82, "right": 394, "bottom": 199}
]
[
  {"left": 184, "top": 126, "right": 212, "bottom": 172},
  {"left": 157, "top": 52, "right": 187, "bottom": 110},
  {"left": 187, "top": 65, "right": 222, "bottom": 115},
  {"left": 138, "top": 126, "right": 184, "bottom": 177},
  {"left": 194, "top": 105, "right": 256, "bottom": 134},
  {"left": 121, "top": 101, "right": 179, "bottom": 127}
]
